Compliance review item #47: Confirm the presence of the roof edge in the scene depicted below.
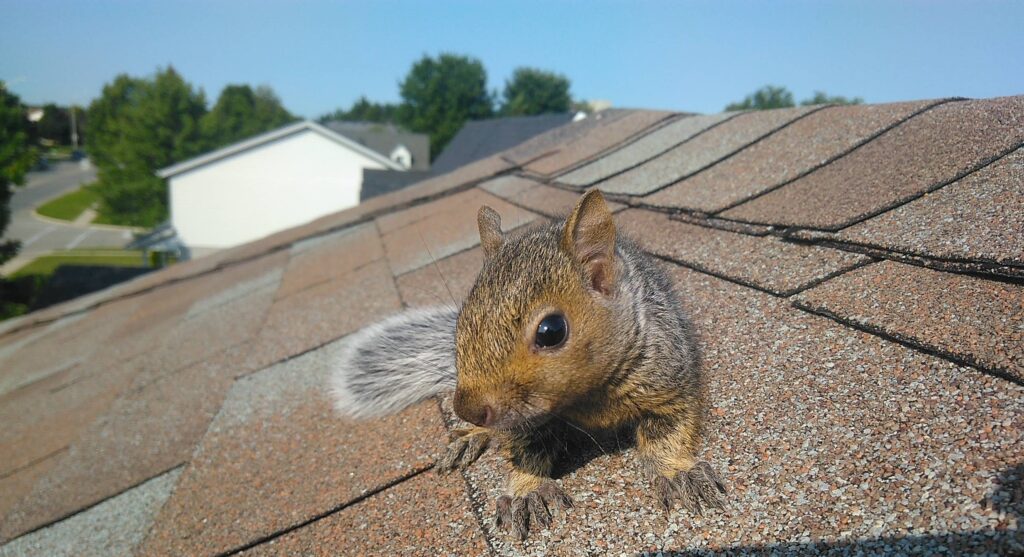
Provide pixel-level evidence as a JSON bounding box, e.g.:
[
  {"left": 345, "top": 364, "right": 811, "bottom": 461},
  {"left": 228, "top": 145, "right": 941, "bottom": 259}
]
[{"left": 156, "top": 120, "right": 404, "bottom": 178}]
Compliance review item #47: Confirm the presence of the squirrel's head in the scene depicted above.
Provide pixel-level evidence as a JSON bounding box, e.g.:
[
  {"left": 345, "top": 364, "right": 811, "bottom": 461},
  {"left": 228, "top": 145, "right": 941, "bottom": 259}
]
[{"left": 454, "top": 189, "right": 621, "bottom": 431}]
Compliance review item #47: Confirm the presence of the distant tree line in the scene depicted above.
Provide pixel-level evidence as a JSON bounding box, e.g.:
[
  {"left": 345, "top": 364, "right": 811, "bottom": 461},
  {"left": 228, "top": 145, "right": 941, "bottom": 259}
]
[
  {"left": 85, "top": 67, "right": 296, "bottom": 227},
  {"left": 726, "top": 85, "right": 863, "bottom": 111},
  {"left": 319, "top": 54, "right": 574, "bottom": 159}
]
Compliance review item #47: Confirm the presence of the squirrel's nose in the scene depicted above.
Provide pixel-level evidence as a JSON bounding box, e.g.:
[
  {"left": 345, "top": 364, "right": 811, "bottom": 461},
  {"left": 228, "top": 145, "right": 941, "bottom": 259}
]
[{"left": 454, "top": 390, "right": 498, "bottom": 427}]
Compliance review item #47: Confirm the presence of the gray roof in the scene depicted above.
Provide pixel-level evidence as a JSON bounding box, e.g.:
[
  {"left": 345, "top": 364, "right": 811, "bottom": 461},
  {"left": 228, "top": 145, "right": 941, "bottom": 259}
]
[
  {"left": 430, "top": 113, "right": 575, "bottom": 173},
  {"left": 322, "top": 121, "right": 430, "bottom": 171}
]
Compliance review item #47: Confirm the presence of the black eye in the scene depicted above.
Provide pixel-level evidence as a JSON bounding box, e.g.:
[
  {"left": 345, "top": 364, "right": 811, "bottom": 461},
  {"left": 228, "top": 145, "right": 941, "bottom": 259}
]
[{"left": 535, "top": 314, "right": 568, "bottom": 349}]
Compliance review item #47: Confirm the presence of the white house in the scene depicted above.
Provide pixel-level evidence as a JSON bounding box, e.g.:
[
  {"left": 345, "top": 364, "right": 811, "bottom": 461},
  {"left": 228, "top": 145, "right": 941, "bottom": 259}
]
[{"left": 157, "top": 120, "right": 405, "bottom": 256}]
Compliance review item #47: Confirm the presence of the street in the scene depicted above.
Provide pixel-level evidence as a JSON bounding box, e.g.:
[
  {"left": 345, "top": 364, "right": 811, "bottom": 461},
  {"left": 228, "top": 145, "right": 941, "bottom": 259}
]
[{"left": 2, "top": 161, "right": 132, "bottom": 274}]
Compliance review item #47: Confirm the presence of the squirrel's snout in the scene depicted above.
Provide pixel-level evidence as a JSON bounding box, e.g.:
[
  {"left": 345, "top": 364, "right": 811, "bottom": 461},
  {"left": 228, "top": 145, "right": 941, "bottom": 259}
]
[{"left": 453, "top": 389, "right": 500, "bottom": 428}]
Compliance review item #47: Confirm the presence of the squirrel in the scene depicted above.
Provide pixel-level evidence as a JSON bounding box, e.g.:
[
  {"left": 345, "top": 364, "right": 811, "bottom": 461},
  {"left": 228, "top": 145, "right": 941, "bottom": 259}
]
[{"left": 330, "top": 189, "right": 726, "bottom": 540}]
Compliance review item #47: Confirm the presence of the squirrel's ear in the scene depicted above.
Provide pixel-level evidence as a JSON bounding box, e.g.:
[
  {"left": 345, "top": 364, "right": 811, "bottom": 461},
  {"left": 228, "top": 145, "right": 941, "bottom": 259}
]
[
  {"left": 478, "top": 205, "right": 504, "bottom": 258},
  {"left": 562, "top": 189, "right": 616, "bottom": 295}
]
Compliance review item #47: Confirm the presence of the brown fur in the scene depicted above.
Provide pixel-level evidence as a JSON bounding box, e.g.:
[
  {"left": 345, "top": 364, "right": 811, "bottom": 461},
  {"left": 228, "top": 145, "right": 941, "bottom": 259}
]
[{"left": 448, "top": 190, "right": 725, "bottom": 539}]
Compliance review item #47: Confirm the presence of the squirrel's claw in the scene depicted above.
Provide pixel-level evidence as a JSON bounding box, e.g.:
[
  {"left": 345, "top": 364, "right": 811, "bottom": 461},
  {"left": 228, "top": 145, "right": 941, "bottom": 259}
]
[
  {"left": 495, "top": 480, "right": 573, "bottom": 540},
  {"left": 436, "top": 428, "right": 490, "bottom": 474},
  {"left": 656, "top": 461, "right": 727, "bottom": 515}
]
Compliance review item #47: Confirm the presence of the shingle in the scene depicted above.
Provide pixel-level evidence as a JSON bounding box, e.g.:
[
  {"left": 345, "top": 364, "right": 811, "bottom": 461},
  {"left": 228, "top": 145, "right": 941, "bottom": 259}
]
[
  {"left": 0, "top": 300, "right": 136, "bottom": 397},
  {"left": 721, "top": 96, "right": 1024, "bottom": 229},
  {"left": 396, "top": 247, "right": 484, "bottom": 309},
  {"left": 0, "top": 451, "right": 61, "bottom": 528},
  {"left": 525, "top": 110, "right": 675, "bottom": 176},
  {"left": 597, "top": 106, "right": 821, "bottom": 195},
  {"left": 503, "top": 109, "right": 635, "bottom": 165},
  {"left": 559, "top": 112, "right": 737, "bottom": 186},
  {"left": 380, "top": 189, "right": 539, "bottom": 275},
  {"left": 462, "top": 264, "right": 1023, "bottom": 555},
  {"left": 794, "top": 261, "right": 1023, "bottom": 381},
  {"left": 617, "top": 209, "right": 870, "bottom": 295},
  {"left": 0, "top": 351, "right": 243, "bottom": 541},
  {"left": 239, "top": 471, "right": 489, "bottom": 556},
  {"left": 645, "top": 100, "right": 942, "bottom": 212},
  {"left": 137, "top": 339, "right": 447, "bottom": 556},
  {"left": 478, "top": 174, "right": 541, "bottom": 199},
  {"left": 0, "top": 469, "right": 181, "bottom": 557},
  {"left": 252, "top": 259, "right": 401, "bottom": 366},
  {"left": 837, "top": 146, "right": 1024, "bottom": 274},
  {"left": 481, "top": 176, "right": 626, "bottom": 218},
  {"left": 0, "top": 359, "right": 138, "bottom": 485},
  {"left": 277, "top": 222, "right": 383, "bottom": 298}
]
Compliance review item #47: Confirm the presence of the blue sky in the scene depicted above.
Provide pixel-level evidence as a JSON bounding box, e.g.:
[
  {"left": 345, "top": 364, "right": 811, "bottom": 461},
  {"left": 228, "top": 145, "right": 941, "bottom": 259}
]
[{"left": 2, "top": 1, "right": 1022, "bottom": 118}]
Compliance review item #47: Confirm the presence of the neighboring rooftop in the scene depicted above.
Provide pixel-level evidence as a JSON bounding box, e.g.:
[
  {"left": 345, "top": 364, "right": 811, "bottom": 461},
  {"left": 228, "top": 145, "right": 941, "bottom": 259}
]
[
  {"left": 321, "top": 120, "right": 431, "bottom": 171},
  {"left": 0, "top": 96, "right": 1022, "bottom": 556},
  {"left": 430, "top": 113, "right": 576, "bottom": 174}
]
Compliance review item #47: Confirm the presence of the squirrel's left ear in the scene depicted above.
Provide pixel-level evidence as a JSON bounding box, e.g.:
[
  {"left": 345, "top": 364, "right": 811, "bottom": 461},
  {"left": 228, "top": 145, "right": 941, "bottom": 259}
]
[
  {"left": 478, "top": 205, "right": 505, "bottom": 258},
  {"left": 562, "top": 189, "right": 616, "bottom": 295}
]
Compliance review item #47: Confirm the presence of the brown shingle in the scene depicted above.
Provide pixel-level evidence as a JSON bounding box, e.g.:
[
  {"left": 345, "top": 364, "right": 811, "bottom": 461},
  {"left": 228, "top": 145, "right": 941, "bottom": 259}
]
[
  {"left": 558, "top": 112, "right": 737, "bottom": 187},
  {"left": 380, "top": 189, "right": 538, "bottom": 275},
  {"left": 0, "top": 353, "right": 240, "bottom": 541},
  {"left": 617, "top": 209, "right": 870, "bottom": 295},
  {"left": 794, "top": 261, "right": 1023, "bottom": 381},
  {"left": 596, "top": 106, "right": 821, "bottom": 195},
  {"left": 644, "top": 100, "right": 942, "bottom": 212},
  {"left": 276, "top": 222, "right": 383, "bottom": 299},
  {"left": 239, "top": 472, "right": 489, "bottom": 556},
  {"left": 0, "top": 451, "right": 61, "bottom": 529},
  {"left": 837, "top": 146, "right": 1024, "bottom": 274},
  {"left": 396, "top": 247, "right": 483, "bottom": 309},
  {"left": 524, "top": 111, "right": 674, "bottom": 176},
  {"left": 721, "top": 96, "right": 1024, "bottom": 229},
  {"left": 254, "top": 259, "right": 401, "bottom": 366},
  {"left": 137, "top": 342, "right": 446, "bottom": 556},
  {"left": 484, "top": 179, "right": 626, "bottom": 218},
  {"left": 0, "top": 359, "right": 136, "bottom": 486},
  {"left": 503, "top": 109, "right": 636, "bottom": 165}
]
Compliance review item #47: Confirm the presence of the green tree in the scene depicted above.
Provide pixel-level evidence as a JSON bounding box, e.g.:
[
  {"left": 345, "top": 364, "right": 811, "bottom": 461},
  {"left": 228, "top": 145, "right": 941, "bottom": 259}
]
[
  {"left": 800, "top": 91, "right": 864, "bottom": 106},
  {"left": 201, "top": 84, "right": 295, "bottom": 150},
  {"left": 36, "top": 103, "right": 71, "bottom": 146},
  {"left": 1, "top": 82, "right": 37, "bottom": 267},
  {"left": 500, "top": 67, "right": 572, "bottom": 116},
  {"left": 86, "top": 67, "right": 207, "bottom": 227},
  {"left": 398, "top": 53, "right": 494, "bottom": 158},
  {"left": 319, "top": 96, "right": 400, "bottom": 124},
  {"left": 725, "top": 85, "right": 795, "bottom": 111}
]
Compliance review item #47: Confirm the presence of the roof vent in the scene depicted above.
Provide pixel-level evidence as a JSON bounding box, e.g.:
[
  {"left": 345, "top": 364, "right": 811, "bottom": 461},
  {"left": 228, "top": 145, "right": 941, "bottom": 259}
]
[{"left": 390, "top": 144, "right": 413, "bottom": 170}]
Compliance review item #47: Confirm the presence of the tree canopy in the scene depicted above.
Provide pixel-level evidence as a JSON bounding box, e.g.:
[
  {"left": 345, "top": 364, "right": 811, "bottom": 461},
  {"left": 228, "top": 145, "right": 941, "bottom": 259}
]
[
  {"left": 800, "top": 91, "right": 864, "bottom": 106},
  {"left": 1, "top": 82, "right": 37, "bottom": 266},
  {"left": 398, "top": 53, "right": 494, "bottom": 158},
  {"left": 86, "top": 67, "right": 207, "bottom": 227},
  {"left": 201, "top": 84, "right": 295, "bottom": 150},
  {"left": 319, "top": 96, "right": 400, "bottom": 125},
  {"left": 726, "top": 85, "right": 864, "bottom": 111},
  {"left": 500, "top": 67, "right": 572, "bottom": 116},
  {"left": 725, "top": 85, "right": 796, "bottom": 111}
]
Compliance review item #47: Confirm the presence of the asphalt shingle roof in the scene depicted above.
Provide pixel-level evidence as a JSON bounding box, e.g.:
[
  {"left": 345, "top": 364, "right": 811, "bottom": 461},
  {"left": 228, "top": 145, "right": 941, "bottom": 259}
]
[{"left": 0, "top": 97, "right": 1022, "bottom": 556}]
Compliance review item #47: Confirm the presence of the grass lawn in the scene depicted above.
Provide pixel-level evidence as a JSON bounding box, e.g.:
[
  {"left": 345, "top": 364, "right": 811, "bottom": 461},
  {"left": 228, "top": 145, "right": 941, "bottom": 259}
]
[
  {"left": 36, "top": 185, "right": 101, "bottom": 222},
  {"left": 10, "top": 249, "right": 148, "bottom": 278}
]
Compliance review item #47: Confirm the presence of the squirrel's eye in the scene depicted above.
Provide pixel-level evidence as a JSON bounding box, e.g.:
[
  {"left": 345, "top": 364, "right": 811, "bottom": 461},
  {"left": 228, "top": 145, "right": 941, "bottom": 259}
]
[{"left": 535, "top": 314, "right": 568, "bottom": 349}]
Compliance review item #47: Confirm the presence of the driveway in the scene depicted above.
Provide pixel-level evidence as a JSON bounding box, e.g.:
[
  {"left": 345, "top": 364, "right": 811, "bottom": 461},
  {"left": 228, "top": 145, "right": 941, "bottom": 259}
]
[{"left": 2, "top": 161, "right": 134, "bottom": 274}]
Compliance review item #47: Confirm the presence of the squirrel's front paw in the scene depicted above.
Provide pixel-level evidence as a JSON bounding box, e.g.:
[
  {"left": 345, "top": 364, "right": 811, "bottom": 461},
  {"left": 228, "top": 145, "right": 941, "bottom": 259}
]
[
  {"left": 495, "top": 480, "right": 573, "bottom": 540},
  {"left": 436, "top": 427, "right": 490, "bottom": 474},
  {"left": 655, "top": 461, "right": 727, "bottom": 515}
]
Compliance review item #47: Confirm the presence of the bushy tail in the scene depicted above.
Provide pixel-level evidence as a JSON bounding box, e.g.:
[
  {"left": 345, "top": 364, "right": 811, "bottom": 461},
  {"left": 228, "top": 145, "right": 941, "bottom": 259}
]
[{"left": 329, "top": 306, "right": 458, "bottom": 419}]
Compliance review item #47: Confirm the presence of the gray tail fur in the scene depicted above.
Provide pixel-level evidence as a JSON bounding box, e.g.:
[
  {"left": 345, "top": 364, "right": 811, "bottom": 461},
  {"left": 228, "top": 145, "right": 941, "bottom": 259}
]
[{"left": 329, "top": 306, "right": 458, "bottom": 419}]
